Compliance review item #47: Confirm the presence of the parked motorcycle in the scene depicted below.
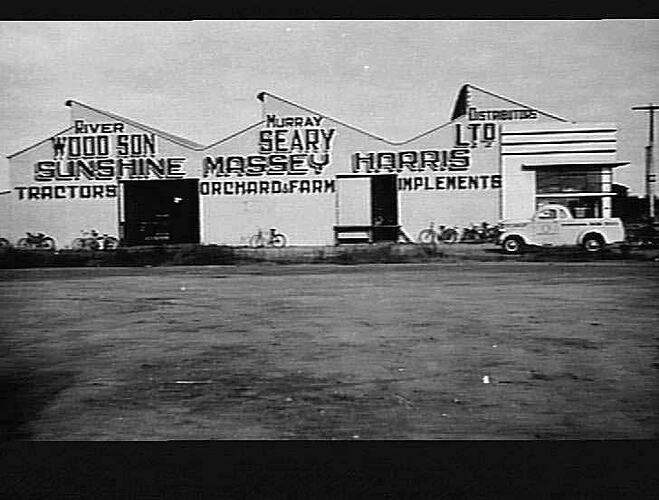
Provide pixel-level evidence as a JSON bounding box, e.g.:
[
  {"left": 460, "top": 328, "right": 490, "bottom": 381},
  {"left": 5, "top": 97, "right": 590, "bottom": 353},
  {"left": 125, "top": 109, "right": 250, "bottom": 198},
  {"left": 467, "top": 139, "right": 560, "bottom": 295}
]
[
  {"left": 460, "top": 223, "right": 486, "bottom": 243},
  {"left": 71, "top": 229, "right": 120, "bottom": 251},
  {"left": 624, "top": 221, "right": 659, "bottom": 248},
  {"left": 460, "top": 222, "right": 503, "bottom": 244},
  {"left": 16, "top": 232, "right": 56, "bottom": 250},
  {"left": 483, "top": 222, "right": 503, "bottom": 243}
]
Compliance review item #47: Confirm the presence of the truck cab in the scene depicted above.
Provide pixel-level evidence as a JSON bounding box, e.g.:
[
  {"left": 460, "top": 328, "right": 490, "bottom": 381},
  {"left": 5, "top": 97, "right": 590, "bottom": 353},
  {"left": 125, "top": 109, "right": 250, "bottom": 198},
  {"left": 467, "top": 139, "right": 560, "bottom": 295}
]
[{"left": 498, "top": 204, "right": 626, "bottom": 254}]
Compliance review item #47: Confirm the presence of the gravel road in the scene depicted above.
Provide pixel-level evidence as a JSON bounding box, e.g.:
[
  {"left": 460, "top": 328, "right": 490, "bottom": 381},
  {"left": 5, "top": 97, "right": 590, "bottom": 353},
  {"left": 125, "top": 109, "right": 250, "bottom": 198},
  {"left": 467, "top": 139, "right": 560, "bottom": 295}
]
[{"left": 1, "top": 262, "right": 658, "bottom": 440}]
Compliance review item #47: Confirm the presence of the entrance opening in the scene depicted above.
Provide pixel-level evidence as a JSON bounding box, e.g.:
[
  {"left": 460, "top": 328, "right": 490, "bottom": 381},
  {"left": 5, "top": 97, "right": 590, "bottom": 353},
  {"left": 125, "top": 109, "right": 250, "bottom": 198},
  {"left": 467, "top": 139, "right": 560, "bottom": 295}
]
[
  {"left": 371, "top": 174, "right": 399, "bottom": 242},
  {"left": 122, "top": 179, "right": 199, "bottom": 246},
  {"left": 334, "top": 174, "right": 399, "bottom": 244}
]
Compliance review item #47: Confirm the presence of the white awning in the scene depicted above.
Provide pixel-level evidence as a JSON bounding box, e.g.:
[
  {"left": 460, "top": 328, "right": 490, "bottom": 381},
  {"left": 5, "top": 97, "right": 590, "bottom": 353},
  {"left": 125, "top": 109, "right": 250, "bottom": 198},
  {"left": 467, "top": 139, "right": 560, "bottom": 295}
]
[{"left": 522, "top": 162, "right": 628, "bottom": 170}]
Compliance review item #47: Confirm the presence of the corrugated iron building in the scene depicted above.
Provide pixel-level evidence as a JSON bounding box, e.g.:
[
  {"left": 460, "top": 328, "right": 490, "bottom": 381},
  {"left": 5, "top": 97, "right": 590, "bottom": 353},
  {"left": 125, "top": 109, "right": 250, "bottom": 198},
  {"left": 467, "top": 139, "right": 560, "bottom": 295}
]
[{"left": 0, "top": 84, "right": 628, "bottom": 248}]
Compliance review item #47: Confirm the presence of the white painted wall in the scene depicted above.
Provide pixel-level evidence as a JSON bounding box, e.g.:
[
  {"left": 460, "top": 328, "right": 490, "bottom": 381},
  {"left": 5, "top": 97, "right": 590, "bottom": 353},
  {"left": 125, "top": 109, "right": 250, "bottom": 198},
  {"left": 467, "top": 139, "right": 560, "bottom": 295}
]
[
  {"left": 337, "top": 177, "right": 371, "bottom": 226},
  {"left": 2, "top": 89, "right": 626, "bottom": 247},
  {"left": 500, "top": 122, "right": 622, "bottom": 220}
]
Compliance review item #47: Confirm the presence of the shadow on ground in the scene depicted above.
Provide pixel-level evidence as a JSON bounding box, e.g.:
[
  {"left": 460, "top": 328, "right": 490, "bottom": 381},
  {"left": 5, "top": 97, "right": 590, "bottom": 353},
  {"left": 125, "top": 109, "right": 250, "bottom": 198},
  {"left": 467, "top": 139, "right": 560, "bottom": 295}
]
[
  {"left": 1, "top": 242, "right": 657, "bottom": 269},
  {"left": 0, "top": 343, "right": 77, "bottom": 441}
]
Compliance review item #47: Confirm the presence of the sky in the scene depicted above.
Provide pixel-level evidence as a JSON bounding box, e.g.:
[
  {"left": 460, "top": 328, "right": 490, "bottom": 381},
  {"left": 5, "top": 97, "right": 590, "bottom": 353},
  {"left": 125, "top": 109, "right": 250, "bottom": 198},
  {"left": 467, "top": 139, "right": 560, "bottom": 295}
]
[{"left": 1, "top": 20, "right": 658, "bottom": 194}]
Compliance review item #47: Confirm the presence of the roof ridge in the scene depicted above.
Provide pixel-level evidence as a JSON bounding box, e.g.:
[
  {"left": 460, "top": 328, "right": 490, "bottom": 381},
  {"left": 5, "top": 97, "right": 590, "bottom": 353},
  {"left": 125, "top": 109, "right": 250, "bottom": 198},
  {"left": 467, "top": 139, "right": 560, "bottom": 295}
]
[
  {"left": 65, "top": 100, "right": 205, "bottom": 149},
  {"left": 202, "top": 120, "right": 266, "bottom": 150},
  {"left": 8, "top": 87, "right": 579, "bottom": 160},
  {"left": 466, "top": 84, "right": 573, "bottom": 123},
  {"left": 6, "top": 125, "right": 74, "bottom": 159},
  {"left": 257, "top": 91, "right": 396, "bottom": 144},
  {"left": 258, "top": 91, "right": 472, "bottom": 145}
]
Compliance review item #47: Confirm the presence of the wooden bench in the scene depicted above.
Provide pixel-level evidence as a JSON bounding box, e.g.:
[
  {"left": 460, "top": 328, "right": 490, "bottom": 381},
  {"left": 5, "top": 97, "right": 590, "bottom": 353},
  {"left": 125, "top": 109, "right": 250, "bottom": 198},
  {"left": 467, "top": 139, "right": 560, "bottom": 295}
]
[{"left": 333, "top": 225, "right": 401, "bottom": 245}]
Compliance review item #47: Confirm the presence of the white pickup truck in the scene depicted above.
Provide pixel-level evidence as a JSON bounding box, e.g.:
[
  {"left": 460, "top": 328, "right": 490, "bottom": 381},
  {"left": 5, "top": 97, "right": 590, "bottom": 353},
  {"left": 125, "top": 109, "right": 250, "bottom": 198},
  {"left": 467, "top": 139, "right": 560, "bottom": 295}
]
[{"left": 498, "top": 204, "right": 626, "bottom": 254}]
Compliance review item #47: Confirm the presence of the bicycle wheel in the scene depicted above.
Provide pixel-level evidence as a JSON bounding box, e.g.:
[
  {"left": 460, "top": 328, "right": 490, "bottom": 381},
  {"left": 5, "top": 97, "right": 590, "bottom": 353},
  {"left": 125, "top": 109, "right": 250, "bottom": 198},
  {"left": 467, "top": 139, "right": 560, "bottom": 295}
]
[
  {"left": 16, "top": 238, "right": 31, "bottom": 249},
  {"left": 84, "top": 238, "right": 100, "bottom": 251},
  {"left": 418, "top": 229, "right": 437, "bottom": 244},
  {"left": 0, "top": 238, "right": 10, "bottom": 248},
  {"left": 104, "top": 237, "right": 120, "bottom": 250},
  {"left": 441, "top": 229, "right": 459, "bottom": 244},
  {"left": 71, "top": 238, "right": 85, "bottom": 251},
  {"left": 40, "top": 237, "right": 56, "bottom": 250},
  {"left": 271, "top": 233, "right": 287, "bottom": 248},
  {"left": 249, "top": 234, "right": 264, "bottom": 248},
  {"left": 462, "top": 229, "right": 477, "bottom": 243}
]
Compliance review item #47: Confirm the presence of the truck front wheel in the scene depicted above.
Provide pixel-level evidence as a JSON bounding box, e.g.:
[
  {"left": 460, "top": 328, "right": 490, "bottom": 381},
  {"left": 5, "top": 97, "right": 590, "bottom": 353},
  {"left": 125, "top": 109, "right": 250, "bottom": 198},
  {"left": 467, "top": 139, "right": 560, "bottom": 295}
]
[
  {"left": 582, "top": 234, "right": 605, "bottom": 253},
  {"left": 502, "top": 236, "right": 524, "bottom": 255}
]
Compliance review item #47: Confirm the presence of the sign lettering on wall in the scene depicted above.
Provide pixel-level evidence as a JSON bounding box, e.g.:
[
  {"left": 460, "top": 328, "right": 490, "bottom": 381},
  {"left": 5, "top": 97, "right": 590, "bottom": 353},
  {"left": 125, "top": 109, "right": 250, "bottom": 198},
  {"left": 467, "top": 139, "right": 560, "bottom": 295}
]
[
  {"left": 454, "top": 122, "right": 497, "bottom": 148},
  {"left": 351, "top": 149, "right": 471, "bottom": 174},
  {"left": 202, "top": 114, "right": 336, "bottom": 180},
  {"left": 16, "top": 120, "right": 190, "bottom": 200},
  {"left": 33, "top": 120, "right": 187, "bottom": 182},
  {"left": 467, "top": 107, "right": 538, "bottom": 121},
  {"left": 200, "top": 179, "right": 336, "bottom": 196},
  {"left": 14, "top": 184, "right": 117, "bottom": 200},
  {"left": 351, "top": 117, "right": 511, "bottom": 190},
  {"left": 350, "top": 106, "right": 538, "bottom": 179},
  {"left": 351, "top": 121, "right": 507, "bottom": 175},
  {"left": 398, "top": 175, "right": 501, "bottom": 192}
]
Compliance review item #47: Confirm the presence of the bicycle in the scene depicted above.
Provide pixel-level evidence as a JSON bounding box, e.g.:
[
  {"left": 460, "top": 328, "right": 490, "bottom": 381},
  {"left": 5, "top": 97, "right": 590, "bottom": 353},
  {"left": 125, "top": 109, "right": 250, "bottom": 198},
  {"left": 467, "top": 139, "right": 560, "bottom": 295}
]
[
  {"left": 0, "top": 237, "right": 11, "bottom": 249},
  {"left": 71, "top": 229, "right": 120, "bottom": 251},
  {"left": 418, "top": 222, "right": 459, "bottom": 244},
  {"left": 249, "top": 228, "right": 287, "bottom": 248},
  {"left": 16, "top": 231, "right": 56, "bottom": 250}
]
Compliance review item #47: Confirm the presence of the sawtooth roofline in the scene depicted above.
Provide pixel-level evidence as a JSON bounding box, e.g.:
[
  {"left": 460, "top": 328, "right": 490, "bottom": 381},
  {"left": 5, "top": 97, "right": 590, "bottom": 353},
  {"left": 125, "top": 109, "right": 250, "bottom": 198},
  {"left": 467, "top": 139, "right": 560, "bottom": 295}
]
[
  {"left": 7, "top": 84, "right": 575, "bottom": 159},
  {"left": 201, "top": 120, "right": 266, "bottom": 151},
  {"left": 6, "top": 125, "right": 74, "bottom": 159},
  {"left": 451, "top": 83, "right": 573, "bottom": 123},
  {"left": 6, "top": 100, "right": 207, "bottom": 159},
  {"left": 256, "top": 83, "right": 573, "bottom": 145},
  {"left": 64, "top": 100, "right": 206, "bottom": 150},
  {"left": 256, "top": 91, "right": 456, "bottom": 146}
]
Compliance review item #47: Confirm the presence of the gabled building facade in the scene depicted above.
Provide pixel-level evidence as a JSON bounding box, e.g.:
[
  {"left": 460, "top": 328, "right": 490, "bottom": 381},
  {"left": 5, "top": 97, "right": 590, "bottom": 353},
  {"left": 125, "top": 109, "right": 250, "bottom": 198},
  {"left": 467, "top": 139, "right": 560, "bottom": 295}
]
[{"left": 0, "top": 84, "right": 627, "bottom": 248}]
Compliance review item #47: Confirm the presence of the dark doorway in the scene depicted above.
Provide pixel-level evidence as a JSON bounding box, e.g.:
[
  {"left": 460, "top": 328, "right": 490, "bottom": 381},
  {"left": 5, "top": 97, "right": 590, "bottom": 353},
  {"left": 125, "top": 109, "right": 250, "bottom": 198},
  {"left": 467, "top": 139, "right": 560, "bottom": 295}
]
[
  {"left": 334, "top": 174, "right": 399, "bottom": 244},
  {"left": 371, "top": 174, "right": 398, "bottom": 242},
  {"left": 122, "top": 180, "right": 199, "bottom": 246}
]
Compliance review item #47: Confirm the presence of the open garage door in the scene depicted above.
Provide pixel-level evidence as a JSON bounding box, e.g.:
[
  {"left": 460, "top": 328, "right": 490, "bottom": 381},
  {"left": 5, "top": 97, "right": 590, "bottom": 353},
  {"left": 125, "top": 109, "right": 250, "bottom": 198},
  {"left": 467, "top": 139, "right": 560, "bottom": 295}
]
[
  {"left": 122, "top": 179, "right": 199, "bottom": 246},
  {"left": 334, "top": 174, "right": 398, "bottom": 244}
]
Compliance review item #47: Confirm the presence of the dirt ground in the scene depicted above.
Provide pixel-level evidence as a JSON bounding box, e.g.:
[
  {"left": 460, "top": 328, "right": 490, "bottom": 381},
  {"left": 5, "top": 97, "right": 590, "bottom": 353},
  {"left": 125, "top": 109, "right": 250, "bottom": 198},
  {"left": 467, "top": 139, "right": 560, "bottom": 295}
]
[{"left": 1, "top": 262, "right": 658, "bottom": 440}]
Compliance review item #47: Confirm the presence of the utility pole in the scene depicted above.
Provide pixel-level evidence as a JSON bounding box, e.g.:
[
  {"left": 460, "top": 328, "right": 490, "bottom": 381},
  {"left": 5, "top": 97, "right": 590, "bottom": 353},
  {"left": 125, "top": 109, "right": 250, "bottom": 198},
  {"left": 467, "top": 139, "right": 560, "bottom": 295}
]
[{"left": 632, "top": 104, "right": 658, "bottom": 220}]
